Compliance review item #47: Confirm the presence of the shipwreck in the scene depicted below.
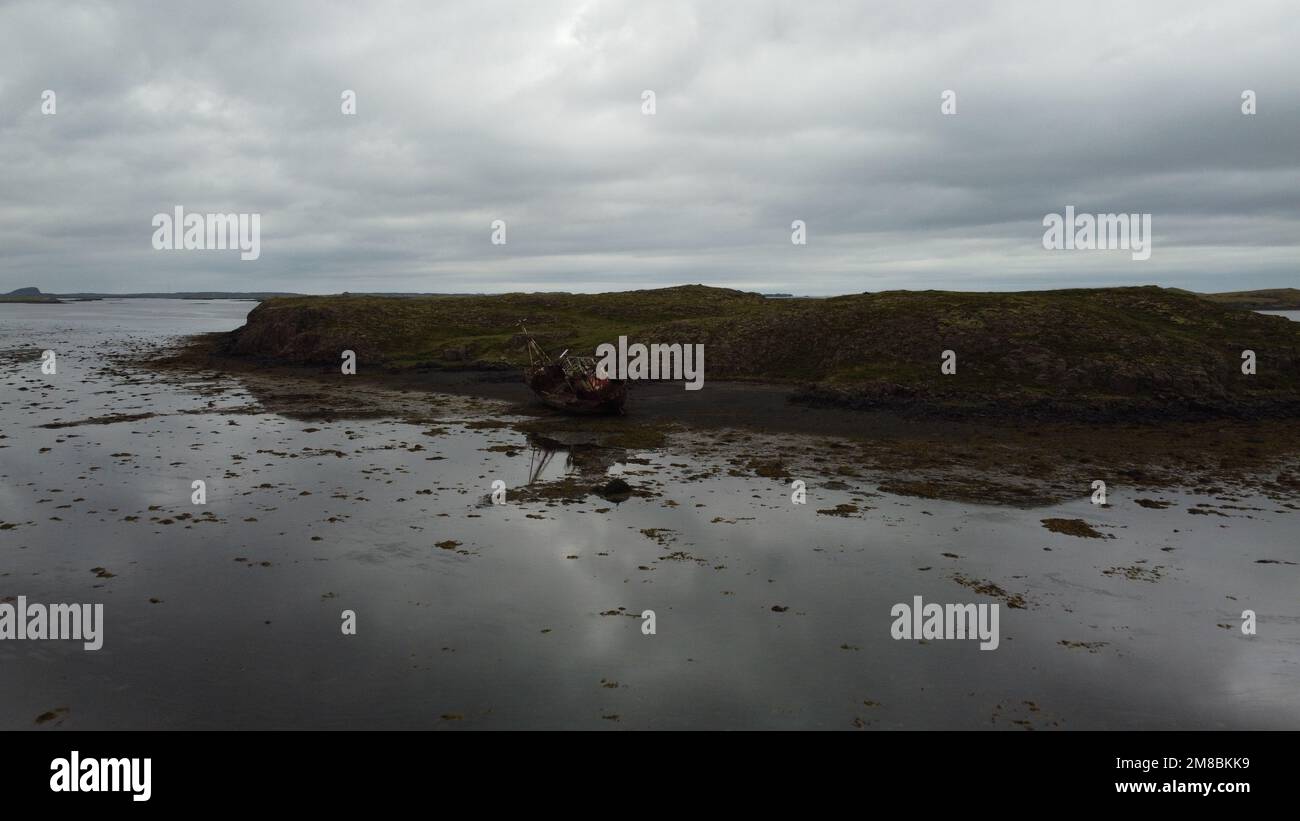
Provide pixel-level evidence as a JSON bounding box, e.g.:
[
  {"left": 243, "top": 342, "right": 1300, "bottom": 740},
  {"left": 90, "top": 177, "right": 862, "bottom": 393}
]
[{"left": 521, "top": 327, "right": 627, "bottom": 415}]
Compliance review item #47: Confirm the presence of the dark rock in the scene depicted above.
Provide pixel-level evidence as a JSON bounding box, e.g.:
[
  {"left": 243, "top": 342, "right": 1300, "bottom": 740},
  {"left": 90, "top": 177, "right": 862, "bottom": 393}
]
[{"left": 597, "top": 478, "right": 633, "bottom": 502}]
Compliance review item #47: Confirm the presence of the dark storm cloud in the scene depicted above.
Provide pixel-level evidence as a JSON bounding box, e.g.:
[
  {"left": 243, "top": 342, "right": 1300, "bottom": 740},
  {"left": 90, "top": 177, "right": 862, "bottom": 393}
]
[{"left": 0, "top": 0, "right": 1295, "bottom": 295}]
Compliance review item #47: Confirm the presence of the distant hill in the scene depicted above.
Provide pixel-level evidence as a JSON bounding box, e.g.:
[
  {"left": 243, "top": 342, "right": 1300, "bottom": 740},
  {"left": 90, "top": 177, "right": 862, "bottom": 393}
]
[
  {"left": 47, "top": 291, "right": 482, "bottom": 300},
  {"left": 3, "top": 286, "right": 301, "bottom": 301},
  {"left": 1, "top": 286, "right": 60, "bottom": 303},
  {"left": 1198, "top": 289, "right": 1300, "bottom": 310},
  {"left": 52, "top": 291, "right": 302, "bottom": 301}
]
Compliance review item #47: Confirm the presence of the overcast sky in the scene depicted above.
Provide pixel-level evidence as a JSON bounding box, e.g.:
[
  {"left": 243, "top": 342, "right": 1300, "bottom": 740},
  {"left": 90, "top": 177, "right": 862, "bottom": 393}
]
[{"left": 1, "top": 0, "right": 1296, "bottom": 296}]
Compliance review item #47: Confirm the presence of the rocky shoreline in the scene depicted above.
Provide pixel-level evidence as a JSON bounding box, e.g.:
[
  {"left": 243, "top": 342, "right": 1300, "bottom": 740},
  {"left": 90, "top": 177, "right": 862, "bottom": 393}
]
[{"left": 141, "top": 332, "right": 1300, "bottom": 509}]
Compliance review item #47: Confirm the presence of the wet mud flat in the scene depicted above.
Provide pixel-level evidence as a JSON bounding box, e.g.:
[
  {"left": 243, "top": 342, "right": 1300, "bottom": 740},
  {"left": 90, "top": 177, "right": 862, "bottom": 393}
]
[
  {"left": 2, "top": 302, "right": 1299, "bottom": 729},
  {"left": 152, "top": 332, "right": 1300, "bottom": 508}
]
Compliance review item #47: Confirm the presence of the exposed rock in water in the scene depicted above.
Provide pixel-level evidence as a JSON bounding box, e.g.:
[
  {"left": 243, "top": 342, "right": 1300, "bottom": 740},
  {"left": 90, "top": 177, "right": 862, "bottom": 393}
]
[
  {"left": 1134, "top": 498, "right": 1172, "bottom": 509},
  {"left": 598, "top": 478, "right": 633, "bottom": 503},
  {"left": 1040, "top": 518, "right": 1106, "bottom": 538}
]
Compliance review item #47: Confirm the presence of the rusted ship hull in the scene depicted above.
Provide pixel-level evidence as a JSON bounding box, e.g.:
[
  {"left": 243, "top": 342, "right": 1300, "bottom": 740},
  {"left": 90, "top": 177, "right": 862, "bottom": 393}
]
[
  {"left": 525, "top": 363, "right": 627, "bottom": 415},
  {"left": 519, "top": 325, "right": 627, "bottom": 415}
]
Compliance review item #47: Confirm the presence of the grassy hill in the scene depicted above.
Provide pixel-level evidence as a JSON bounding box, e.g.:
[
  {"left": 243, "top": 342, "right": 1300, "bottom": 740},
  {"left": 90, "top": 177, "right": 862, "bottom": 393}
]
[
  {"left": 210, "top": 285, "right": 1300, "bottom": 419},
  {"left": 1198, "top": 288, "right": 1300, "bottom": 311}
]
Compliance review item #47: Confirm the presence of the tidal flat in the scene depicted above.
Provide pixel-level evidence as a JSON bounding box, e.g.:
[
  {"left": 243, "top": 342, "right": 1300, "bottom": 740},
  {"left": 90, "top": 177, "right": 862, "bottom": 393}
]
[{"left": 2, "top": 300, "right": 1298, "bottom": 729}]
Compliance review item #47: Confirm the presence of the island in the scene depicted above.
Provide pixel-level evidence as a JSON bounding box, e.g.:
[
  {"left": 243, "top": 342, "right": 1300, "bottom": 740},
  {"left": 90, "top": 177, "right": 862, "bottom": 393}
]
[{"left": 160, "top": 284, "right": 1300, "bottom": 422}]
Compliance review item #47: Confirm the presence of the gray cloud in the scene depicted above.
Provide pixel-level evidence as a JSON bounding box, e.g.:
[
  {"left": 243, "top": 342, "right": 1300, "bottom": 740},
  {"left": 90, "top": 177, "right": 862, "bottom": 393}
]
[{"left": 1, "top": 0, "right": 1296, "bottom": 295}]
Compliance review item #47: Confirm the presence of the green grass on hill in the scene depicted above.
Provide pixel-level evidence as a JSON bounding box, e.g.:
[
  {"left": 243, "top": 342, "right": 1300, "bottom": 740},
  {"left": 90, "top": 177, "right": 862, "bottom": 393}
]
[
  {"left": 1198, "top": 288, "right": 1300, "bottom": 310},
  {"left": 222, "top": 285, "right": 1300, "bottom": 417}
]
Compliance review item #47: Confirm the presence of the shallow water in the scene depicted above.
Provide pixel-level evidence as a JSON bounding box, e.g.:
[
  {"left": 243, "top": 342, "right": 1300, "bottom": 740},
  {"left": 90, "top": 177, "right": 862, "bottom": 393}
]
[
  {"left": 1259, "top": 310, "right": 1300, "bottom": 322},
  {"left": 1, "top": 300, "right": 1298, "bottom": 729}
]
